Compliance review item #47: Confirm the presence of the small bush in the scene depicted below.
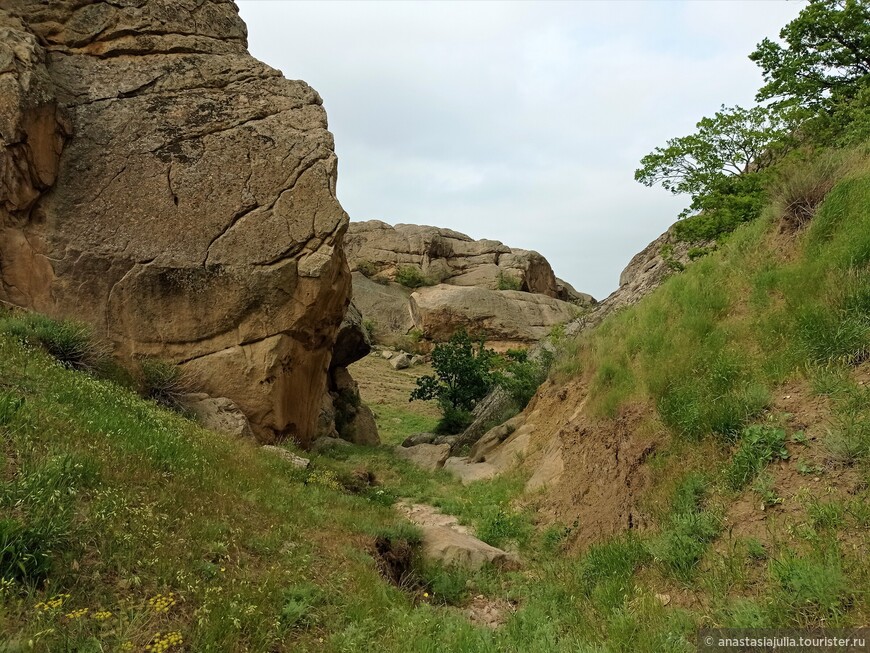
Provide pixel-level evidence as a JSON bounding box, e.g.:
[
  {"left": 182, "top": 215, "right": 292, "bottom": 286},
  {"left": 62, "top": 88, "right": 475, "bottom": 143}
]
[
  {"left": 139, "top": 358, "right": 192, "bottom": 409},
  {"left": 355, "top": 260, "right": 380, "bottom": 278},
  {"left": 362, "top": 319, "right": 376, "bottom": 340},
  {"left": 496, "top": 271, "right": 522, "bottom": 291},
  {"left": 280, "top": 583, "right": 322, "bottom": 629},
  {"left": 2, "top": 313, "right": 106, "bottom": 371},
  {"left": 495, "top": 349, "right": 552, "bottom": 410},
  {"left": 434, "top": 406, "right": 473, "bottom": 435},
  {"left": 395, "top": 266, "right": 432, "bottom": 289},
  {"left": 771, "top": 150, "right": 861, "bottom": 230},
  {"left": 724, "top": 424, "right": 789, "bottom": 491}
]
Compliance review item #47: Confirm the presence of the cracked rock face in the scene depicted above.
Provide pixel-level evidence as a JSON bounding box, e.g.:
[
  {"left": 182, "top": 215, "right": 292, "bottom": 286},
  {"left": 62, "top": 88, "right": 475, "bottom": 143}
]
[{"left": 0, "top": 1, "right": 351, "bottom": 445}]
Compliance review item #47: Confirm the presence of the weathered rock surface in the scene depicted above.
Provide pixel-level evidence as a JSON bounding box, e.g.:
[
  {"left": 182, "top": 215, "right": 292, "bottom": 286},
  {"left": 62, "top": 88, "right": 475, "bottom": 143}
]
[
  {"left": 394, "top": 443, "right": 450, "bottom": 472},
  {"left": 332, "top": 301, "right": 371, "bottom": 369},
  {"left": 350, "top": 271, "right": 415, "bottom": 345},
  {"left": 0, "top": 2, "right": 351, "bottom": 445},
  {"left": 397, "top": 501, "right": 519, "bottom": 570},
  {"left": 321, "top": 366, "right": 380, "bottom": 446},
  {"left": 346, "top": 220, "right": 569, "bottom": 297},
  {"left": 409, "top": 285, "right": 579, "bottom": 346},
  {"left": 179, "top": 392, "right": 252, "bottom": 438}
]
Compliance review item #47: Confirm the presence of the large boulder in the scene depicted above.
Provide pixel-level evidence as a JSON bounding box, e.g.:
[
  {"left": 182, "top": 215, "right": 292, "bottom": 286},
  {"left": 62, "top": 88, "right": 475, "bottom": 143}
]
[
  {"left": 409, "top": 284, "right": 579, "bottom": 346},
  {"left": 345, "top": 220, "right": 564, "bottom": 297},
  {"left": 0, "top": 2, "right": 351, "bottom": 445}
]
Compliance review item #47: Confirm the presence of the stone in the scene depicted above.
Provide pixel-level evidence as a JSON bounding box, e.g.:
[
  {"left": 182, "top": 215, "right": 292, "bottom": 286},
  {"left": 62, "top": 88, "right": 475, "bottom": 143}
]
[
  {"left": 432, "top": 435, "right": 458, "bottom": 446},
  {"left": 261, "top": 445, "right": 310, "bottom": 469},
  {"left": 179, "top": 392, "right": 252, "bottom": 438},
  {"left": 397, "top": 501, "right": 519, "bottom": 570},
  {"left": 410, "top": 355, "right": 425, "bottom": 366},
  {"left": 331, "top": 301, "right": 371, "bottom": 369},
  {"left": 0, "top": 2, "right": 350, "bottom": 446},
  {"left": 381, "top": 350, "right": 395, "bottom": 360},
  {"left": 327, "top": 366, "right": 380, "bottom": 446},
  {"left": 310, "top": 436, "right": 352, "bottom": 453},
  {"left": 442, "top": 457, "right": 499, "bottom": 485},
  {"left": 394, "top": 443, "right": 450, "bottom": 472},
  {"left": 409, "top": 285, "right": 579, "bottom": 346},
  {"left": 401, "top": 432, "right": 437, "bottom": 447},
  {"left": 389, "top": 353, "right": 411, "bottom": 370},
  {"left": 351, "top": 271, "right": 415, "bottom": 346}
]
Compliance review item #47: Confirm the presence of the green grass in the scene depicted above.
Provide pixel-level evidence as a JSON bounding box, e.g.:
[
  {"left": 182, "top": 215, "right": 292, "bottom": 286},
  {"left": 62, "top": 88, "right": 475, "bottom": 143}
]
[
  {"left": 368, "top": 404, "right": 438, "bottom": 446},
  {"left": 3, "top": 146, "right": 870, "bottom": 650}
]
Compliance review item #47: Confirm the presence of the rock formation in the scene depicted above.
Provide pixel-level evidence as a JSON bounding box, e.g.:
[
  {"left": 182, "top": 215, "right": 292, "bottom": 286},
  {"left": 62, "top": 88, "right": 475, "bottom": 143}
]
[
  {"left": 409, "top": 284, "right": 581, "bottom": 347},
  {"left": 344, "top": 220, "right": 594, "bottom": 346},
  {"left": 0, "top": 1, "right": 350, "bottom": 445},
  {"left": 346, "top": 220, "right": 589, "bottom": 301}
]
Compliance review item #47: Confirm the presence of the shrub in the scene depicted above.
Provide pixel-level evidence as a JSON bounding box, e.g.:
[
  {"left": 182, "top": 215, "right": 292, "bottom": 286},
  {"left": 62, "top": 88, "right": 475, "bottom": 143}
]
[
  {"left": 361, "top": 319, "right": 376, "bottom": 341},
  {"left": 771, "top": 149, "right": 863, "bottom": 230},
  {"left": 394, "top": 266, "right": 432, "bottom": 289},
  {"left": 355, "top": 260, "right": 380, "bottom": 278},
  {"left": 496, "top": 271, "right": 522, "bottom": 291},
  {"left": 724, "top": 424, "right": 789, "bottom": 491},
  {"left": 495, "top": 348, "right": 552, "bottom": 410},
  {"left": 139, "top": 358, "right": 192, "bottom": 409},
  {"left": 434, "top": 406, "right": 473, "bottom": 435},
  {"left": 2, "top": 313, "right": 107, "bottom": 371},
  {"left": 410, "top": 329, "right": 499, "bottom": 421}
]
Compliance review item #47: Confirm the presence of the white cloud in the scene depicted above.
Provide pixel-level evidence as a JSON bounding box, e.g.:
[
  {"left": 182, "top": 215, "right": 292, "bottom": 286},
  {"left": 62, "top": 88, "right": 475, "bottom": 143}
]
[{"left": 238, "top": 0, "right": 803, "bottom": 299}]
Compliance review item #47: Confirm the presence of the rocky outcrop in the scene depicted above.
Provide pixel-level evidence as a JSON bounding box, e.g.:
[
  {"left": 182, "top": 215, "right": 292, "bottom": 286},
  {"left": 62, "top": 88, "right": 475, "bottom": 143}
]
[
  {"left": 346, "top": 220, "right": 572, "bottom": 297},
  {"left": 409, "top": 284, "right": 580, "bottom": 347},
  {"left": 0, "top": 2, "right": 351, "bottom": 445}
]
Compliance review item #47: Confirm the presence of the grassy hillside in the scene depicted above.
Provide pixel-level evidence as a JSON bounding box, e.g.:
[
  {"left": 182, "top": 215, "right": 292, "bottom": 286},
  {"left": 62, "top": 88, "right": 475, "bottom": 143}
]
[{"left": 1, "top": 147, "right": 869, "bottom": 652}]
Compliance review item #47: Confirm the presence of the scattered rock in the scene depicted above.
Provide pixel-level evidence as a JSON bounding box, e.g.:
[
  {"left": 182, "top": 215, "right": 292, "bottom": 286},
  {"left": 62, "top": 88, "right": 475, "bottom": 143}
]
[
  {"left": 396, "top": 501, "right": 519, "bottom": 570},
  {"left": 261, "top": 446, "right": 310, "bottom": 469},
  {"left": 394, "top": 443, "right": 450, "bottom": 472},
  {"left": 179, "top": 392, "right": 252, "bottom": 438},
  {"left": 382, "top": 350, "right": 395, "bottom": 360},
  {"left": 410, "top": 355, "right": 426, "bottom": 366},
  {"left": 432, "top": 435, "right": 458, "bottom": 446},
  {"left": 327, "top": 367, "right": 380, "bottom": 446},
  {"left": 390, "top": 353, "right": 411, "bottom": 370}
]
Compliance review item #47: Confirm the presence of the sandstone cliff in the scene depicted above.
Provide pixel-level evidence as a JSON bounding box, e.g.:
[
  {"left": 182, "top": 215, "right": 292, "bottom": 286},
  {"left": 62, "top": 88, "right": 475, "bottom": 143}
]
[{"left": 0, "top": 1, "right": 350, "bottom": 445}]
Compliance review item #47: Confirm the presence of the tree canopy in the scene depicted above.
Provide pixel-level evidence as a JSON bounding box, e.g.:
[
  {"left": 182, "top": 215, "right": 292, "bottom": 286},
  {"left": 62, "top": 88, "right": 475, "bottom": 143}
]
[{"left": 750, "top": 0, "right": 870, "bottom": 111}]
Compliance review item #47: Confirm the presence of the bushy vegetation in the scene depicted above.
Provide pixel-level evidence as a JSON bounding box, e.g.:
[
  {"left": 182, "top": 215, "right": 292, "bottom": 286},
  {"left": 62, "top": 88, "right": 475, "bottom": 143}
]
[
  {"left": 394, "top": 266, "right": 434, "bottom": 289},
  {"left": 637, "top": 0, "right": 870, "bottom": 243},
  {"left": 410, "top": 330, "right": 552, "bottom": 434},
  {"left": 496, "top": 272, "right": 522, "bottom": 291}
]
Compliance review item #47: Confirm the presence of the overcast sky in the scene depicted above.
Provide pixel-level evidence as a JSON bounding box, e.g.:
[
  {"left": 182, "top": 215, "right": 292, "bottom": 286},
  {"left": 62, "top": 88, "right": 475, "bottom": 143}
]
[{"left": 237, "top": 0, "right": 803, "bottom": 299}]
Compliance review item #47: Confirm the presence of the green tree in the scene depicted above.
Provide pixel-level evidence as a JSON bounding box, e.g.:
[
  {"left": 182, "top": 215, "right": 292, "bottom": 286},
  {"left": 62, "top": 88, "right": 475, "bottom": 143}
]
[
  {"left": 410, "top": 329, "right": 498, "bottom": 414},
  {"left": 635, "top": 105, "right": 796, "bottom": 209},
  {"left": 750, "top": 0, "right": 870, "bottom": 112}
]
